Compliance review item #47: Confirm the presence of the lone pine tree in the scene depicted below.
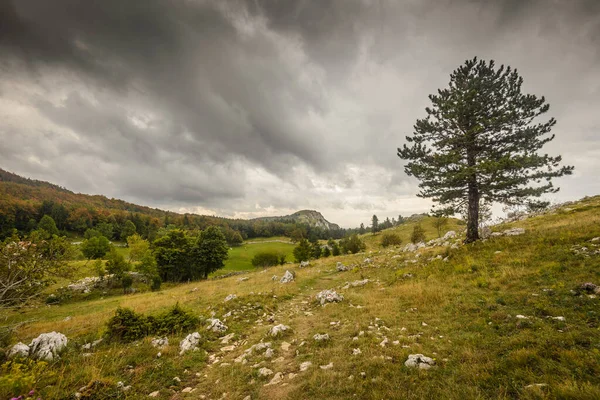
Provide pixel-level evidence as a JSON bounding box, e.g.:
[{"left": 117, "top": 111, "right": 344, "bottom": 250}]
[{"left": 398, "top": 58, "right": 573, "bottom": 243}]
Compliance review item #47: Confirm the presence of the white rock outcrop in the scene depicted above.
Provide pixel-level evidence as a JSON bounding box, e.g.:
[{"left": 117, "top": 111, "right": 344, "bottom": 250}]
[
  {"left": 404, "top": 354, "right": 435, "bottom": 369},
  {"left": 313, "top": 333, "right": 330, "bottom": 342},
  {"left": 336, "top": 262, "right": 349, "bottom": 271},
  {"left": 179, "top": 332, "right": 201, "bottom": 355},
  {"left": 206, "top": 318, "right": 228, "bottom": 333},
  {"left": 316, "top": 289, "right": 344, "bottom": 305},
  {"left": 7, "top": 342, "right": 30, "bottom": 359},
  {"left": 280, "top": 270, "right": 295, "bottom": 284},
  {"left": 269, "top": 324, "right": 291, "bottom": 337},
  {"left": 29, "top": 332, "right": 68, "bottom": 361},
  {"left": 300, "top": 261, "right": 310, "bottom": 268}
]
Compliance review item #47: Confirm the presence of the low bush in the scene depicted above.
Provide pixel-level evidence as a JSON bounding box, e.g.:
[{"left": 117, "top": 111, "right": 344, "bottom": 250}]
[
  {"left": 251, "top": 252, "right": 280, "bottom": 268},
  {"left": 381, "top": 233, "right": 402, "bottom": 247},
  {"left": 105, "top": 304, "right": 199, "bottom": 342},
  {"left": 410, "top": 224, "right": 426, "bottom": 243}
]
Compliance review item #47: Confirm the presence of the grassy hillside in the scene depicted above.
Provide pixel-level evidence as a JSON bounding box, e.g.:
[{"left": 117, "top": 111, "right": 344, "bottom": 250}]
[{"left": 2, "top": 197, "right": 600, "bottom": 399}]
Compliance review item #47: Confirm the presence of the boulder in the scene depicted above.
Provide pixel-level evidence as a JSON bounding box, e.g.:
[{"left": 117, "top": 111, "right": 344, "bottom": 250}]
[
  {"left": 179, "top": 332, "right": 201, "bottom": 355},
  {"left": 336, "top": 262, "right": 349, "bottom": 271},
  {"left": 29, "top": 332, "right": 68, "bottom": 361},
  {"left": 404, "top": 354, "right": 435, "bottom": 369},
  {"left": 258, "top": 367, "right": 273, "bottom": 377},
  {"left": 300, "top": 261, "right": 310, "bottom": 268},
  {"left": 280, "top": 270, "right": 295, "bottom": 284},
  {"left": 7, "top": 342, "right": 30, "bottom": 359},
  {"left": 207, "top": 318, "right": 228, "bottom": 333},
  {"left": 299, "top": 361, "right": 312, "bottom": 371},
  {"left": 316, "top": 289, "right": 344, "bottom": 305},
  {"left": 313, "top": 333, "right": 330, "bottom": 342},
  {"left": 264, "top": 372, "right": 283, "bottom": 386},
  {"left": 269, "top": 324, "right": 291, "bottom": 337}
]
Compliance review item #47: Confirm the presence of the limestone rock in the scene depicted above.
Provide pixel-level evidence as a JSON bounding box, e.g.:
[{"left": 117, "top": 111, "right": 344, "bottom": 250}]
[
  {"left": 258, "top": 367, "right": 273, "bottom": 377},
  {"left": 269, "top": 324, "right": 291, "bottom": 337},
  {"left": 29, "top": 332, "right": 68, "bottom": 361},
  {"left": 149, "top": 391, "right": 160, "bottom": 397},
  {"left": 313, "top": 333, "right": 330, "bottom": 342},
  {"left": 316, "top": 289, "right": 343, "bottom": 305},
  {"left": 336, "top": 262, "right": 348, "bottom": 272},
  {"left": 299, "top": 361, "right": 312, "bottom": 371},
  {"left": 442, "top": 231, "right": 457, "bottom": 240},
  {"left": 207, "top": 318, "right": 228, "bottom": 333},
  {"left": 280, "top": 270, "right": 295, "bottom": 284},
  {"left": 300, "top": 261, "right": 310, "bottom": 268},
  {"left": 264, "top": 372, "right": 283, "bottom": 386},
  {"left": 404, "top": 354, "right": 435, "bottom": 369},
  {"left": 151, "top": 337, "right": 169, "bottom": 348},
  {"left": 224, "top": 294, "right": 237, "bottom": 302},
  {"left": 7, "top": 342, "right": 30, "bottom": 359},
  {"left": 320, "top": 362, "right": 333, "bottom": 370},
  {"left": 179, "top": 332, "right": 201, "bottom": 355}
]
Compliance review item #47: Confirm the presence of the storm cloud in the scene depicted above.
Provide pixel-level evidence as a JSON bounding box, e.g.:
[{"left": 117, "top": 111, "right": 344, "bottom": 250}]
[{"left": 1, "top": 0, "right": 599, "bottom": 226}]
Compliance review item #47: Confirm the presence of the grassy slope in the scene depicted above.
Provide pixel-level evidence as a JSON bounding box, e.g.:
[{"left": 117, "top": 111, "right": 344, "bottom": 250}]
[{"left": 2, "top": 197, "right": 600, "bottom": 399}]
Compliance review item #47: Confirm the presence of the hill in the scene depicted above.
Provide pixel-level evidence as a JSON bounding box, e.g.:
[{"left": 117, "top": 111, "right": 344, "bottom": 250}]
[
  {"left": 0, "top": 168, "right": 345, "bottom": 240},
  {"left": 253, "top": 209, "right": 341, "bottom": 230},
  {"left": 2, "top": 195, "right": 599, "bottom": 399}
]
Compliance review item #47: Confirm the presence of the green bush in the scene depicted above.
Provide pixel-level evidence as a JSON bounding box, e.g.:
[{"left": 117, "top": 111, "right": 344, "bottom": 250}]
[
  {"left": 251, "top": 252, "right": 280, "bottom": 268},
  {"left": 381, "top": 233, "right": 402, "bottom": 247},
  {"left": 105, "top": 307, "right": 153, "bottom": 342},
  {"left": 105, "top": 304, "right": 199, "bottom": 342},
  {"left": 150, "top": 275, "right": 162, "bottom": 291},
  {"left": 153, "top": 304, "right": 199, "bottom": 336}
]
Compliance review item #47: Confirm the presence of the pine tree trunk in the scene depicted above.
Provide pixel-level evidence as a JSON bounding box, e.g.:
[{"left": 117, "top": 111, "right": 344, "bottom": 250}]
[{"left": 465, "top": 149, "right": 480, "bottom": 243}]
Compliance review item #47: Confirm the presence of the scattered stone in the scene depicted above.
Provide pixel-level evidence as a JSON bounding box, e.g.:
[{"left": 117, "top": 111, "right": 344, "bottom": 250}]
[
  {"left": 591, "top": 237, "right": 600, "bottom": 242},
  {"left": 149, "top": 391, "right": 160, "bottom": 397},
  {"left": 269, "top": 324, "right": 291, "bottom": 337},
  {"left": 221, "top": 345, "right": 236, "bottom": 352},
  {"left": 579, "top": 282, "right": 600, "bottom": 294},
  {"left": 288, "top": 373, "right": 297, "bottom": 380},
  {"left": 313, "top": 333, "right": 330, "bottom": 342},
  {"left": 352, "top": 348, "right": 362, "bottom": 356},
  {"left": 173, "top": 376, "right": 181, "bottom": 383},
  {"left": 224, "top": 294, "right": 237, "bottom": 302},
  {"left": 380, "top": 337, "right": 389, "bottom": 347},
  {"left": 363, "top": 258, "right": 372, "bottom": 264},
  {"left": 525, "top": 383, "right": 548, "bottom": 389},
  {"left": 182, "top": 387, "right": 194, "bottom": 393},
  {"left": 264, "top": 348, "right": 274, "bottom": 358},
  {"left": 320, "top": 362, "right": 334, "bottom": 370},
  {"left": 151, "top": 337, "right": 169, "bottom": 348},
  {"left": 299, "top": 361, "right": 312, "bottom": 371},
  {"left": 29, "top": 332, "right": 68, "bottom": 361},
  {"left": 315, "top": 289, "right": 344, "bottom": 305},
  {"left": 300, "top": 261, "right": 310, "bottom": 268},
  {"left": 404, "top": 354, "right": 435, "bottom": 369},
  {"left": 280, "top": 341, "right": 291, "bottom": 351},
  {"left": 264, "top": 372, "right": 283, "bottom": 386},
  {"left": 402, "top": 273, "right": 414, "bottom": 279},
  {"left": 7, "top": 342, "right": 30, "bottom": 359},
  {"left": 238, "top": 277, "right": 249, "bottom": 282},
  {"left": 336, "top": 262, "right": 349, "bottom": 271},
  {"left": 258, "top": 367, "right": 273, "bottom": 377},
  {"left": 179, "top": 332, "right": 201, "bottom": 355},
  {"left": 551, "top": 316, "right": 566, "bottom": 322},
  {"left": 442, "top": 231, "right": 456, "bottom": 240},
  {"left": 207, "top": 318, "right": 228, "bottom": 333},
  {"left": 515, "top": 315, "right": 529, "bottom": 319},
  {"left": 220, "top": 333, "right": 235, "bottom": 344},
  {"left": 343, "top": 279, "right": 369, "bottom": 289},
  {"left": 280, "top": 270, "right": 295, "bottom": 284}
]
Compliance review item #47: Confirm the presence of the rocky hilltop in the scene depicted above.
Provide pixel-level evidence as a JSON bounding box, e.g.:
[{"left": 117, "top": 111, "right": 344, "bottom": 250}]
[{"left": 253, "top": 209, "right": 340, "bottom": 230}]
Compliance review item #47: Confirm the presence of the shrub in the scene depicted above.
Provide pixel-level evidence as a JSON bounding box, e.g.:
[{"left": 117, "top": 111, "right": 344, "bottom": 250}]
[
  {"left": 121, "top": 275, "right": 133, "bottom": 293},
  {"left": 0, "top": 359, "right": 48, "bottom": 399},
  {"left": 153, "top": 304, "right": 199, "bottom": 336},
  {"left": 150, "top": 275, "right": 162, "bottom": 291},
  {"left": 340, "top": 234, "right": 366, "bottom": 254},
  {"left": 381, "top": 233, "right": 402, "bottom": 247},
  {"left": 410, "top": 224, "right": 426, "bottom": 244},
  {"left": 105, "top": 307, "right": 152, "bottom": 342},
  {"left": 251, "top": 252, "right": 280, "bottom": 268},
  {"left": 105, "top": 304, "right": 199, "bottom": 342}
]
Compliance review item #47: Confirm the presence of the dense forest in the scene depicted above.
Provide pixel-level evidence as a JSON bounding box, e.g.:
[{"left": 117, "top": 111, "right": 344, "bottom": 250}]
[{"left": 0, "top": 169, "right": 348, "bottom": 242}]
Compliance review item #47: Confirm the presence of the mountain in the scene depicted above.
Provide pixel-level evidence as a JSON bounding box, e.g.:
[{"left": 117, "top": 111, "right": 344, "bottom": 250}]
[
  {"left": 0, "top": 168, "right": 344, "bottom": 240},
  {"left": 253, "top": 209, "right": 340, "bottom": 230}
]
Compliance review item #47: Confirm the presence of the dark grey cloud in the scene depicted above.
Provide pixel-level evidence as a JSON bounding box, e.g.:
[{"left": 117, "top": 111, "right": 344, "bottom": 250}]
[{"left": 1, "top": 0, "right": 599, "bottom": 226}]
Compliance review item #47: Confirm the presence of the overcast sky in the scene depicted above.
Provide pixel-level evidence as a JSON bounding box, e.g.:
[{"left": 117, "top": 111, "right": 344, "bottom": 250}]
[{"left": 1, "top": 0, "right": 599, "bottom": 227}]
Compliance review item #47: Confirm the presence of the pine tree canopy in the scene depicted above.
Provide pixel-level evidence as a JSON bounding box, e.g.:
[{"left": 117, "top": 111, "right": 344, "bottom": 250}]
[{"left": 398, "top": 57, "right": 573, "bottom": 242}]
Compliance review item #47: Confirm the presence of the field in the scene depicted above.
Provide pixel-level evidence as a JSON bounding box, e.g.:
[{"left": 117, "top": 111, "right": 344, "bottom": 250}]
[
  {"left": 1, "top": 197, "right": 600, "bottom": 399},
  {"left": 220, "top": 239, "right": 295, "bottom": 275}
]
